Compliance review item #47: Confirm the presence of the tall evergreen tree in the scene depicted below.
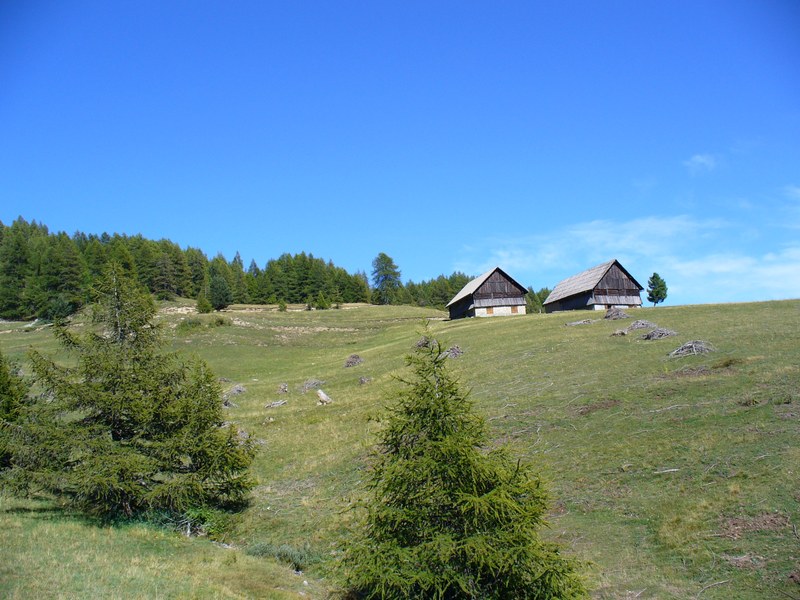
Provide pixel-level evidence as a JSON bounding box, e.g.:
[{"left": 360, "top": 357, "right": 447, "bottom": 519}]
[
  {"left": 343, "top": 335, "right": 586, "bottom": 599},
  {"left": 209, "top": 275, "right": 233, "bottom": 311},
  {"left": 0, "top": 349, "right": 28, "bottom": 468},
  {"left": 646, "top": 272, "right": 668, "bottom": 306},
  {"left": 81, "top": 236, "right": 109, "bottom": 280},
  {"left": 229, "top": 252, "right": 250, "bottom": 304},
  {"left": 36, "top": 232, "right": 86, "bottom": 319},
  {"left": 185, "top": 247, "right": 209, "bottom": 298},
  {"left": 1, "top": 263, "right": 255, "bottom": 517},
  {"left": 526, "top": 286, "right": 551, "bottom": 314},
  {"left": 0, "top": 218, "right": 32, "bottom": 319},
  {"left": 371, "top": 252, "right": 402, "bottom": 305}
]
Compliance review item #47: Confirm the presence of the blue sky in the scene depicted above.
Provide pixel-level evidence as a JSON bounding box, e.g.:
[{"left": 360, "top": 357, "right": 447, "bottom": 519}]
[{"left": 2, "top": 1, "right": 799, "bottom": 305}]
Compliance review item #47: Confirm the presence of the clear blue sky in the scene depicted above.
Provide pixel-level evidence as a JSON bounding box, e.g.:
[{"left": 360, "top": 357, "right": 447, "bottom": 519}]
[{"left": 2, "top": 1, "right": 799, "bottom": 305}]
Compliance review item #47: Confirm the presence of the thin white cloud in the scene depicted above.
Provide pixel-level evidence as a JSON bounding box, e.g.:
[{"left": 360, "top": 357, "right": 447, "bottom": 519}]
[
  {"left": 454, "top": 215, "right": 800, "bottom": 304},
  {"left": 665, "top": 246, "right": 800, "bottom": 303},
  {"left": 783, "top": 185, "right": 800, "bottom": 201},
  {"left": 684, "top": 153, "right": 717, "bottom": 174}
]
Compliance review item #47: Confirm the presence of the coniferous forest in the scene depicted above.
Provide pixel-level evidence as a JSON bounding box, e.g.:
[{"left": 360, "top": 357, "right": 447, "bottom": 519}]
[{"left": 0, "top": 217, "right": 489, "bottom": 320}]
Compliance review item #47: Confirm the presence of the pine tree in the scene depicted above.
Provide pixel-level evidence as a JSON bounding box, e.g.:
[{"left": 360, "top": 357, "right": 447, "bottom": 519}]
[
  {"left": 0, "top": 349, "right": 28, "bottom": 468},
  {"left": 1, "top": 264, "right": 255, "bottom": 518},
  {"left": 185, "top": 247, "right": 209, "bottom": 298},
  {"left": 209, "top": 275, "right": 233, "bottom": 311},
  {"left": 343, "top": 335, "right": 586, "bottom": 599},
  {"left": 646, "top": 273, "right": 668, "bottom": 306},
  {"left": 0, "top": 218, "right": 32, "bottom": 319}
]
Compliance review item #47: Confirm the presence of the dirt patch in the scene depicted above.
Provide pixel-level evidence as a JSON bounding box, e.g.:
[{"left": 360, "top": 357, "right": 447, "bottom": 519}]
[
  {"left": 231, "top": 318, "right": 266, "bottom": 329},
  {"left": 658, "top": 365, "right": 712, "bottom": 380},
  {"left": 775, "top": 408, "right": 799, "bottom": 420},
  {"left": 159, "top": 306, "right": 196, "bottom": 315},
  {"left": 723, "top": 554, "right": 766, "bottom": 569},
  {"left": 720, "top": 512, "right": 790, "bottom": 539},
  {"left": 576, "top": 398, "right": 620, "bottom": 416}
]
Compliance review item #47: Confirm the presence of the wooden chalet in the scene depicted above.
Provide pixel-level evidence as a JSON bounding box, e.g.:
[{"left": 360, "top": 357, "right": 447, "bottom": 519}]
[
  {"left": 543, "top": 259, "right": 643, "bottom": 313},
  {"left": 446, "top": 267, "right": 528, "bottom": 319}
]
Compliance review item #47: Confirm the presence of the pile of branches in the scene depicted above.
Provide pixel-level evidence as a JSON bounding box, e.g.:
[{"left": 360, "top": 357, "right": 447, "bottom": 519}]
[
  {"left": 604, "top": 307, "right": 630, "bottom": 320},
  {"left": 444, "top": 345, "right": 463, "bottom": 359},
  {"left": 300, "top": 378, "right": 325, "bottom": 393},
  {"left": 416, "top": 336, "right": 434, "bottom": 348},
  {"left": 627, "top": 319, "right": 658, "bottom": 331},
  {"left": 344, "top": 354, "right": 364, "bottom": 368},
  {"left": 222, "top": 383, "right": 247, "bottom": 407},
  {"left": 669, "top": 340, "right": 716, "bottom": 357},
  {"left": 566, "top": 319, "right": 595, "bottom": 327},
  {"left": 641, "top": 328, "right": 678, "bottom": 340}
]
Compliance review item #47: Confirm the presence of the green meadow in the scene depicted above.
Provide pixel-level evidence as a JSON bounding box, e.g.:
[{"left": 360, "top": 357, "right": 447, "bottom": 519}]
[{"left": 2, "top": 300, "right": 799, "bottom": 598}]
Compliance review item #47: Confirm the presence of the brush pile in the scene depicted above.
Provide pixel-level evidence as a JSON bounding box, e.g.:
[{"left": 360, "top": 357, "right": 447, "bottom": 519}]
[
  {"left": 301, "top": 378, "right": 325, "bottom": 393},
  {"left": 566, "top": 319, "right": 594, "bottom": 327},
  {"left": 627, "top": 319, "right": 658, "bottom": 331},
  {"left": 444, "top": 345, "right": 463, "bottom": 358},
  {"left": 669, "top": 340, "right": 716, "bottom": 357},
  {"left": 344, "top": 354, "right": 364, "bottom": 367},
  {"left": 641, "top": 328, "right": 678, "bottom": 340},
  {"left": 604, "top": 307, "right": 630, "bottom": 320}
]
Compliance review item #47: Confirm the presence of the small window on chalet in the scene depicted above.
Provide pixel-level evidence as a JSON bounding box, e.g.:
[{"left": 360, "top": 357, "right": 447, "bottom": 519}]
[
  {"left": 511, "top": 306, "right": 518, "bottom": 314},
  {"left": 486, "top": 307, "right": 494, "bottom": 315}
]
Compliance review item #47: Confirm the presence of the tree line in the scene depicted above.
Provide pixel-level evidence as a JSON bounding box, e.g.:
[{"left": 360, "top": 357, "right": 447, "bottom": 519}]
[
  {"left": 0, "top": 217, "right": 379, "bottom": 320},
  {"left": 0, "top": 217, "right": 553, "bottom": 320}
]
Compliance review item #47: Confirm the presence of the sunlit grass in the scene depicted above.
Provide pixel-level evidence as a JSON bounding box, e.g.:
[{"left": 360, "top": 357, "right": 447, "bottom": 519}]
[{"left": 2, "top": 299, "right": 799, "bottom": 598}]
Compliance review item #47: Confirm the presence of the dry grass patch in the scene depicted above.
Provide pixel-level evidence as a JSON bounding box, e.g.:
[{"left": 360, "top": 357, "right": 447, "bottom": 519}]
[{"left": 720, "top": 512, "right": 791, "bottom": 540}]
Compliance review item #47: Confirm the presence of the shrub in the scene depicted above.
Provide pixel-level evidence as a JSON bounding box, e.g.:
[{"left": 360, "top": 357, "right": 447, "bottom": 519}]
[
  {"left": 246, "top": 542, "right": 316, "bottom": 571},
  {"left": 196, "top": 292, "right": 213, "bottom": 314},
  {"left": 211, "top": 315, "right": 231, "bottom": 327},
  {"left": 176, "top": 318, "right": 203, "bottom": 334}
]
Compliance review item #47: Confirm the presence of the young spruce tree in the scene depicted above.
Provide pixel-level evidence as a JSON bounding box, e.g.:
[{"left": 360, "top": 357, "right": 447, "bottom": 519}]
[
  {"left": 2, "top": 263, "right": 255, "bottom": 518},
  {"left": 0, "top": 349, "right": 28, "bottom": 468},
  {"left": 343, "top": 335, "right": 586, "bottom": 599}
]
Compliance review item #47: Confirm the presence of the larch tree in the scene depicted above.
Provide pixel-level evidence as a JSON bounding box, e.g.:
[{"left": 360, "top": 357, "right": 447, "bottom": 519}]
[{"left": 371, "top": 253, "right": 402, "bottom": 305}]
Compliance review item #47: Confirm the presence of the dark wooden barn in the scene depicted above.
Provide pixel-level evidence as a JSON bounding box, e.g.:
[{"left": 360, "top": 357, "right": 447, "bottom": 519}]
[
  {"left": 543, "top": 259, "right": 643, "bottom": 313},
  {"left": 446, "top": 267, "right": 528, "bottom": 319}
]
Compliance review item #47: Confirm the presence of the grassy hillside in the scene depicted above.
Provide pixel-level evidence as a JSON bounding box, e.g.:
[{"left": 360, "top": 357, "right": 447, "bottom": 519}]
[{"left": 2, "top": 300, "right": 799, "bottom": 598}]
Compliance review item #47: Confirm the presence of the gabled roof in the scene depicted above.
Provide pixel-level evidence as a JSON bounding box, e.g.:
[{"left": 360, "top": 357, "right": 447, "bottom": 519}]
[
  {"left": 446, "top": 267, "right": 525, "bottom": 308},
  {"left": 543, "top": 259, "right": 642, "bottom": 305}
]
